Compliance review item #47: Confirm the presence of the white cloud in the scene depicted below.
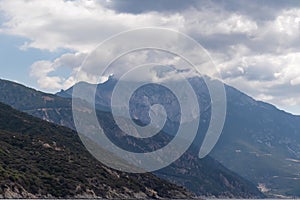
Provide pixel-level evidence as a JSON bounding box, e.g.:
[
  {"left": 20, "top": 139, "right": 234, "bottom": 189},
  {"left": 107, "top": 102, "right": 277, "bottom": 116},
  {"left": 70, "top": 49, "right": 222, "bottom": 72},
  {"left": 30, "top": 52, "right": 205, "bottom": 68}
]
[
  {"left": 249, "top": 9, "right": 300, "bottom": 54},
  {"left": 256, "top": 94, "right": 274, "bottom": 102},
  {"left": 30, "top": 52, "right": 86, "bottom": 90},
  {"left": 30, "top": 60, "right": 62, "bottom": 90},
  {"left": 183, "top": 9, "right": 258, "bottom": 36},
  {"left": 219, "top": 52, "right": 300, "bottom": 112},
  {"left": 0, "top": 0, "right": 184, "bottom": 51},
  {"left": 1, "top": 0, "right": 300, "bottom": 113}
]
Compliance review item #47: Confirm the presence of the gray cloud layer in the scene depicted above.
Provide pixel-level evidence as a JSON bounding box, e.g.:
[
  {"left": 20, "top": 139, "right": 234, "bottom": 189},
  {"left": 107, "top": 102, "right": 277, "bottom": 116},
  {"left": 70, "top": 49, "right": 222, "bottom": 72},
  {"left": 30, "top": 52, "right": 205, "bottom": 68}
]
[{"left": 0, "top": 0, "right": 300, "bottom": 114}]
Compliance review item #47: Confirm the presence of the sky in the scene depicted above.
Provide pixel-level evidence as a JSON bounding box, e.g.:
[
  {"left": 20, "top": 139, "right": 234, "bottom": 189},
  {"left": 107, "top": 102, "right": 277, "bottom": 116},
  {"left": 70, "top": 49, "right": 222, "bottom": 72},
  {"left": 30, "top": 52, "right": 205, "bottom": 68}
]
[{"left": 0, "top": 0, "right": 300, "bottom": 114}]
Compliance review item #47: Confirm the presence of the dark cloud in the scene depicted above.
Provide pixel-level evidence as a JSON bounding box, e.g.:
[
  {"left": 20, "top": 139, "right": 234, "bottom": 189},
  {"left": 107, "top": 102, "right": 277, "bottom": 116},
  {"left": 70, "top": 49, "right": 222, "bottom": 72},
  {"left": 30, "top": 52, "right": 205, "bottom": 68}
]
[
  {"left": 2, "top": 0, "right": 300, "bottom": 113},
  {"left": 244, "top": 66, "right": 276, "bottom": 81},
  {"left": 102, "top": 0, "right": 200, "bottom": 14},
  {"left": 194, "top": 34, "right": 251, "bottom": 52},
  {"left": 213, "top": 0, "right": 300, "bottom": 20},
  {"left": 103, "top": 0, "right": 300, "bottom": 21}
]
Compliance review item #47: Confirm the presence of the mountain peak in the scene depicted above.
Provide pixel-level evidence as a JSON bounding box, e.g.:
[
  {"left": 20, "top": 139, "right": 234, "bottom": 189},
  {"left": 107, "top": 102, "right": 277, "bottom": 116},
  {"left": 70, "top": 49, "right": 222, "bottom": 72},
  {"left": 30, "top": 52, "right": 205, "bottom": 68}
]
[{"left": 0, "top": 78, "right": 264, "bottom": 198}]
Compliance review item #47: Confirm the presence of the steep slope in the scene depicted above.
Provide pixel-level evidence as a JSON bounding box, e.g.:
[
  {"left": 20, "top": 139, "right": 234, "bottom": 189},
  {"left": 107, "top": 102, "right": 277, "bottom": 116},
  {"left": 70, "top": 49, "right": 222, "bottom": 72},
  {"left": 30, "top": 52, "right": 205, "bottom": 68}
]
[
  {"left": 0, "top": 78, "right": 264, "bottom": 198},
  {"left": 211, "top": 85, "right": 300, "bottom": 197},
  {"left": 0, "top": 102, "right": 193, "bottom": 198},
  {"left": 95, "top": 109, "right": 264, "bottom": 198},
  {"left": 58, "top": 76, "right": 300, "bottom": 197},
  {"left": 0, "top": 79, "right": 75, "bottom": 129}
]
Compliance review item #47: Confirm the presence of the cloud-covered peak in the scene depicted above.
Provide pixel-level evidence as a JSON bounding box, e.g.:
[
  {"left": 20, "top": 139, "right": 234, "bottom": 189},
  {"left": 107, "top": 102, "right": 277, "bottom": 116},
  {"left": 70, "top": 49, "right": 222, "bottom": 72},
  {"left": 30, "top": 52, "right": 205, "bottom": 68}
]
[{"left": 0, "top": 0, "right": 300, "bottom": 114}]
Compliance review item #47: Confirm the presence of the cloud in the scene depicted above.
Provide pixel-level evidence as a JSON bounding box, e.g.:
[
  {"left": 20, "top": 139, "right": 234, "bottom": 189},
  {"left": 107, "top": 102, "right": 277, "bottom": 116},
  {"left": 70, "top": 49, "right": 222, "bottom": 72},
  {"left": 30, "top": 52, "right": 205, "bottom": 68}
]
[
  {"left": 101, "top": 0, "right": 199, "bottom": 14},
  {"left": 183, "top": 9, "right": 258, "bottom": 36},
  {"left": 103, "top": 0, "right": 300, "bottom": 19},
  {"left": 0, "top": 0, "right": 184, "bottom": 52},
  {"left": 220, "top": 52, "right": 300, "bottom": 112},
  {"left": 1, "top": 0, "right": 300, "bottom": 113},
  {"left": 30, "top": 52, "right": 86, "bottom": 90}
]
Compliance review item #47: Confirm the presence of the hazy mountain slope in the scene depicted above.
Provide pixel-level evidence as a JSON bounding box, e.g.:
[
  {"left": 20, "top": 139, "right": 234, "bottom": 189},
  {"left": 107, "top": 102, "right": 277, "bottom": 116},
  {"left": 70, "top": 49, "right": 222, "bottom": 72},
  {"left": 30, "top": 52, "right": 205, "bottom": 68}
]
[
  {"left": 0, "top": 102, "right": 193, "bottom": 198},
  {"left": 211, "top": 85, "right": 300, "bottom": 197},
  {"left": 0, "top": 78, "right": 264, "bottom": 198},
  {"left": 0, "top": 79, "right": 75, "bottom": 129},
  {"left": 57, "top": 76, "right": 300, "bottom": 197},
  {"left": 95, "top": 110, "right": 264, "bottom": 198}
]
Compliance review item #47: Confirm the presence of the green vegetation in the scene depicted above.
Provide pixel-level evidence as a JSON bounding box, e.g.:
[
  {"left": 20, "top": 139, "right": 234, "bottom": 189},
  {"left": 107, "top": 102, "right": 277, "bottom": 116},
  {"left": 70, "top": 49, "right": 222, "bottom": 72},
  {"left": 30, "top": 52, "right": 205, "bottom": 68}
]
[
  {"left": 0, "top": 78, "right": 265, "bottom": 198},
  {"left": 0, "top": 102, "right": 192, "bottom": 198}
]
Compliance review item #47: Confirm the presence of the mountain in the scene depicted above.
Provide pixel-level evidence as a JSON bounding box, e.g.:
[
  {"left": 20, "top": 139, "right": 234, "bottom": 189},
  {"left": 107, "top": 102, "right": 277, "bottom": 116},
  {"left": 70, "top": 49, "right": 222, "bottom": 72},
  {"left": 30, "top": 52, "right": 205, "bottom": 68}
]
[
  {"left": 0, "top": 78, "right": 264, "bottom": 198},
  {"left": 57, "top": 76, "right": 300, "bottom": 197},
  {"left": 0, "top": 102, "right": 194, "bottom": 198},
  {"left": 0, "top": 79, "right": 75, "bottom": 129},
  {"left": 90, "top": 106, "right": 264, "bottom": 198},
  {"left": 212, "top": 85, "right": 300, "bottom": 197}
]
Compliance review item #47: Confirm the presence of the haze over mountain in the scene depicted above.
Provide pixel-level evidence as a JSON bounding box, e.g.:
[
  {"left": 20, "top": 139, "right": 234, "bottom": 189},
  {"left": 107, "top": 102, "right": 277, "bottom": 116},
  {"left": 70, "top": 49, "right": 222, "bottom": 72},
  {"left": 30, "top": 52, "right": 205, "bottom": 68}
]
[
  {"left": 57, "top": 75, "right": 300, "bottom": 198},
  {"left": 3, "top": 74, "right": 300, "bottom": 197},
  {"left": 0, "top": 101, "right": 194, "bottom": 198},
  {"left": 0, "top": 78, "right": 264, "bottom": 198},
  {"left": 1, "top": 0, "right": 299, "bottom": 199}
]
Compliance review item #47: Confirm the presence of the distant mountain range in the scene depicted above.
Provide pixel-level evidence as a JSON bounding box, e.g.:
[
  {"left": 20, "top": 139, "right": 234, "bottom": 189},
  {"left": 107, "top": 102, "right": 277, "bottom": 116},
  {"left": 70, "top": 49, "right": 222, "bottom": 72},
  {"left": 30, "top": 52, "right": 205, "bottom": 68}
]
[{"left": 0, "top": 78, "right": 264, "bottom": 198}]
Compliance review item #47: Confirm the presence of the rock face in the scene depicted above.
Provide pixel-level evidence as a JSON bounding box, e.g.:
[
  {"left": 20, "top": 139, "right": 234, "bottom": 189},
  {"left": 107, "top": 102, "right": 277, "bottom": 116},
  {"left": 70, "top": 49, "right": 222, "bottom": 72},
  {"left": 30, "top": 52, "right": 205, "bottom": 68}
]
[
  {"left": 0, "top": 184, "right": 37, "bottom": 198},
  {"left": 0, "top": 102, "right": 193, "bottom": 199},
  {"left": 0, "top": 78, "right": 265, "bottom": 198}
]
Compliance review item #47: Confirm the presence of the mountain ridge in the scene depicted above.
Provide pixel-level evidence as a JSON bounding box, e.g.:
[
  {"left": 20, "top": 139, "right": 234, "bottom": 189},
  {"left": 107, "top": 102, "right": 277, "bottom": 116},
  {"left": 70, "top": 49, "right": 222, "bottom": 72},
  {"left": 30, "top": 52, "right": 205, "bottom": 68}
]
[
  {"left": 0, "top": 102, "right": 194, "bottom": 198},
  {"left": 0, "top": 78, "right": 265, "bottom": 198},
  {"left": 56, "top": 76, "right": 300, "bottom": 197}
]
